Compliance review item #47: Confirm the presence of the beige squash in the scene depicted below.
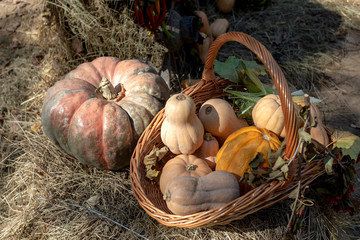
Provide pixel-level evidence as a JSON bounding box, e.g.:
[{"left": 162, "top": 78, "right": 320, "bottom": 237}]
[
  {"left": 252, "top": 94, "right": 303, "bottom": 138},
  {"left": 195, "top": 10, "right": 210, "bottom": 34},
  {"left": 161, "top": 93, "right": 204, "bottom": 154},
  {"left": 209, "top": 18, "right": 229, "bottom": 39},
  {"left": 163, "top": 170, "right": 240, "bottom": 215},
  {"left": 198, "top": 98, "right": 248, "bottom": 144},
  {"left": 216, "top": 0, "right": 236, "bottom": 14}
]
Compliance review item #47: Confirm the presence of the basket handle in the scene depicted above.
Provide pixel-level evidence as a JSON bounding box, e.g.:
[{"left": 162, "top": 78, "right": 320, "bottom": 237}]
[{"left": 201, "top": 32, "right": 298, "bottom": 160}]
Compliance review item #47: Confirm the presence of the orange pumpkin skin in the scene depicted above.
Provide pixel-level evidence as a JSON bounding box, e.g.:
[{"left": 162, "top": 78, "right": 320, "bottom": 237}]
[
  {"left": 42, "top": 57, "right": 170, "bottom": 170},
  {"left": 216, "top": 126, "right": 281, "bottom": 180},
  {"left": 159, "top": 154, "right": 212, "bottom": 194}
]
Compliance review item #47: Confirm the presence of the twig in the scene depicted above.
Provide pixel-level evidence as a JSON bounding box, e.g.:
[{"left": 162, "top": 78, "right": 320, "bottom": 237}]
[
  {"left": 288, "top": 94, "right": 311, "bottom": 166},
  {"left": 66, "top": 202, "right": 150, "bottom": 240},
  {"left": 284, "top": 94, "right": 311, "bottom": 236}
]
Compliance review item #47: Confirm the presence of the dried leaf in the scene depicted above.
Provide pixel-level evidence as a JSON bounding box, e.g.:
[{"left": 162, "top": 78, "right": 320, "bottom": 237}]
[
  {"left": 30, "top": 123, "right": 42, "bottom": 132},
  {"left": 268, "top": 170, "right": 282, "bottom": 179},
  {"left": 331, "top": 130, "right": 360, "bottom": 160},
  {"left": 268, "top": 139, "right": 287, "bottom": 165},
  {"left": 86, "top": 195, "right": 100, "bottom": 206},
  {"left": 272, "top": 156, "right": 286, "bottom": 171},
  {"left": 249, "top": 152, "right": 265, "bottom": 169},
  {"left": 281, "top": 165, "right": 289, "bottom": 179},
  {"left": 298, "top": 129, "right": 312, "bottom": 143},
  {"left": 288, "top": 187, "right": 299, "bottom": 199},
  {"left": 324, "top": 157, "right": 334, "bottom": 175},
  {"left": 144, "top": 146, "right": 169, "bottom": 181}
]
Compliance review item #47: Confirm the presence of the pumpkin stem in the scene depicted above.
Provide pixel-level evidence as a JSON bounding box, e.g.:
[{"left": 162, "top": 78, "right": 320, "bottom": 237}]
[
  {"left": 96, "top": 77, "right": 126, "bottom": 101},
  {"left": 186, "top": 164, "right": 198, "bottom": 171},
  {"left": 204, "top": 132, "right": 213, "bottom": 141},
  {"left": 262, "top": 134, "right": 270, "bottom": 141},
  {"left": 96, "top": 77, "right": 117, "bottom": 100}
]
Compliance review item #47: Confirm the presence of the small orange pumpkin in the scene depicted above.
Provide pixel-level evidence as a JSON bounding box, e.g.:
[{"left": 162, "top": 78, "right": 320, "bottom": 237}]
[
  {"left": 159, "top": 154, "right": 212, "bottom": 194},
  {"left": 194, "top": 132, "right": 219, "bottom": 169},
  {"left": 216, "top": 126, "right": 281, "bottom": 180}
]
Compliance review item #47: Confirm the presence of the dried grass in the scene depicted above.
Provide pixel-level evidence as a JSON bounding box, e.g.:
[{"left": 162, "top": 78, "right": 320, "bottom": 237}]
[
  {"left": 46, "top": 0, "right": 166, "bottom": 71},
  {"left": 1, "top": 0, "right": 359, "bottom": 239}
]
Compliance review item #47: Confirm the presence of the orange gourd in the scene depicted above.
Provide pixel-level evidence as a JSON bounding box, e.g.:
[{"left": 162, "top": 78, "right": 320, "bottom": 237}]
[
  {"left": 216, "top": 0, "right": 236, "bottom": 14},
  {"left": 198, "top": 98, "right": 248, "bottom": 144},
  {"left": 194, "top": 132, "right": 219, "bottom": 169},
  {"left": 216, "top": 126, "right": 281, "bottom": 180},
  {"left": 195, "top": 10, "right": 210, "bottom": 34},
  {"left": 159, "top": 154, "right": 212, "bottom": 194}
]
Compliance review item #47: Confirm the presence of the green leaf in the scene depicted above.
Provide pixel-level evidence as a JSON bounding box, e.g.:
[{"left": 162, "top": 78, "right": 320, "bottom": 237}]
[
  {"left": 241, "top": 61, "right": 267, "bottom": 94},
  {"left": 225, "top": 89, "right": 263, "bottom": 102},
  {"left": 332, "top": 130, "right": 360, "bottom": 160},
  {"left": 291, "top": 92, "right": 322, "bottom": 104},
  {"left": 241, "top": 59, "right": 267, "bottom": 76},
  {"left": 214, "top": 56, "right": 241, "bottom": 83}
]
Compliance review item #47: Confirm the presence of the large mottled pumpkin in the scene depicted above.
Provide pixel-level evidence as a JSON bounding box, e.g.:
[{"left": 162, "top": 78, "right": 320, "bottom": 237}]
[
  {"left": 41, "top": 57, "right": 170, "bottom": 170},
  {"left": 216, "top": 126, "right": 281, "bottom": 180}
]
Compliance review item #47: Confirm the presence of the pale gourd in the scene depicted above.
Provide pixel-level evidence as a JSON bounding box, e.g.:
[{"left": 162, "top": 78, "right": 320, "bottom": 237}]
[
  {"left": 194, "top": 132, "right": 219, "bottom": 169},
  {"left": 161, "top": 93, "right": 204, "bottom": 154},
  {"left": 209, "top": 18, "right": 229, "bottom": 39},
  {"left": 252, "top": 94, "right": 302, "bottom": 138},
  {"left": 198, "top": 98, "right": 248, "bottom": 144},
  {"left": 164, "top": 170, "right": 240, "bottom": 215},
  {"left": 216, "top": 0, "right": 236, "bottom": 14}
]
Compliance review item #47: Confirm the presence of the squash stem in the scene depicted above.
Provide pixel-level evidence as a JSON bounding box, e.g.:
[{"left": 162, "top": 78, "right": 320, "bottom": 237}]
[{"left": 186, "top": 164, "right": 197, "bottom": 171}]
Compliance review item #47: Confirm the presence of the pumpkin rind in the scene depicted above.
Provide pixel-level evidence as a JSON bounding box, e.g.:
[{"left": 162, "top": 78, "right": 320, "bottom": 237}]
[
  {"left": 159, "top": 154, "right": 212, "bottom": 194},
  {"left": 216, "top": 126, "right": 281, "bottom": 179},
  {"left": 42, "top": 57, "right": 170, "bottom": 170}
]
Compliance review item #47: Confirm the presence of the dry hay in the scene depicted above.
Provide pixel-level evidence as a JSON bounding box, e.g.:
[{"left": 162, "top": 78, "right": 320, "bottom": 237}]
[
  {"left": 46, "top": 0, "right": 166, "bottom": 71},
  {"left": 1, "top": 0, "right": 360, "bottom": 239}
]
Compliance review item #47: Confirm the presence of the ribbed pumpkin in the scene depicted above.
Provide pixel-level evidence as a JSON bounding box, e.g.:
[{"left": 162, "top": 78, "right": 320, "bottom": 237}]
[
  {"left": 41, "top": 57, "right": 170, "bottom": 170},
  {"left": 252, "top": 94, "right": 301, "bottom": 138},
  {"left": 216, "top": 126, "right": 281, "bottom": 180}
]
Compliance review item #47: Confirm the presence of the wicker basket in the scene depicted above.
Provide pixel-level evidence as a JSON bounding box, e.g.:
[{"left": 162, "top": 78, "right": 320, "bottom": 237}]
[{"left": 130, "top": 32, "right": 325, "bottom": 228}]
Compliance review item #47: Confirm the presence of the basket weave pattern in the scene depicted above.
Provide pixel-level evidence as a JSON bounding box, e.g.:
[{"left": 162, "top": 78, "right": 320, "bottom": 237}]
[{"left": 130, "top": 32, "right": 325, "bottom": 228}]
